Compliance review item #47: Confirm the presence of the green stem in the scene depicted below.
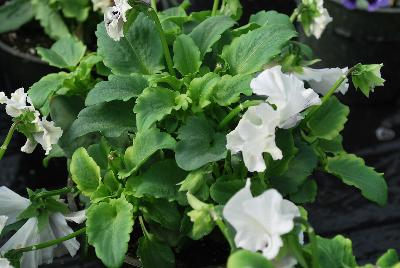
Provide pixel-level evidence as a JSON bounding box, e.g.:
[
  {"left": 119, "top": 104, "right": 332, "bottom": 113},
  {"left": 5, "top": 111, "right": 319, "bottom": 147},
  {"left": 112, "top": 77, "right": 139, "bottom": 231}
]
[
  {"left": 0, "top": 121, "right": 19, "bottom": 160},
  {"left": 218, "top": 100, "right": 263, "bottom": 130},
  {"left": 150, "top": 0, "right": 157, "bottom": 11},
  {"left": 290, "top": 7, "right": 299, "bottom": 23},
  {"left": 213, "top": 211, "right": 236, "bottom": 252},
  {"left": 145, "top": 7, "right": 176, "bottom": 76},
  {"left": 139, "top": 216, "right": 150, "bottom": 238},
  {"left": 10, "top": 227, "right": 86, "bottom": 254},
  {"left": 33, "top": 187, "right": 75, "bottom": 200},
  {"left": 211, "top": 0, "right": 220, "bottom": 16}
]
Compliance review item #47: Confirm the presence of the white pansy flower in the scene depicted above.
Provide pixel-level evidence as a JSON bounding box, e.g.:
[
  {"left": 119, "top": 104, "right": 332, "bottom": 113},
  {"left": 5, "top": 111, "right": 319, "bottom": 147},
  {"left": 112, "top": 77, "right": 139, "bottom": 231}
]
[
  {"left": 226, "top": 103, "right": 282, "bottom": 172},
  {"left": 251, "top": 66, "right": 321, "bottom": 129},
  {"left": 223, "top": 180, "right": 300, "bottom": 260},
  {"left": 0, "top": 187, "right": 86, "bottom": 268},
  {"left": 294, "top": 67, "right": 349, "bottom": 95},
  {"left": 104, "top": 0, "right": 132, "bottom": 41},
  {"left": 0, "top": 88, "right": 34, "bottom": 118},
  {"left": 92, "top": 0, "right": 112, "bottom": 12},
  {"left": 309, "top": 0, "right": 332, "bottom": 39}
]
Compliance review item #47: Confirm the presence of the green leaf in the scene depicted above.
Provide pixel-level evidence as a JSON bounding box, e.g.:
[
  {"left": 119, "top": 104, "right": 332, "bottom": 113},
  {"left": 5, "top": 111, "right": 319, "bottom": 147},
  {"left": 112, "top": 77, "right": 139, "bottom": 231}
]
[
  {"left": 120, "top": 127, "right": 176, "bottom": 178},
  {"left": 138, "top": 234, "right": 175, "bottom": 268},
  {"left": 271, "top": 141, "right": 317, "bottom": 195},
  {"left": 134, "top": 87, "right": 178, "bottom": 131},
  {"left": 318, "top": 135, "right": 344, "bottom": 154},
  {"left": 189, "top": 15, "right": 236, "bottom": 57},
  {"left": 227, "top": 250, "right": 274, "bottom": 268},
  {"left": 220, "top": 0, "right": 242, "bottom": 20},
  {"left": 289, "top": 179, "right": 317, "bottom": 204},
  {"left": 68, "top": 101, "right": 136, "bottom": 139},
  {"left": 50, "top": 95, "right": 85, "bottom": 130},
  {"left": 0, "top": 0, "right": 33, "bottom": 33},
  {"left": 36, "top": 36, "right": 86, "bottom": 69},
  {"left": 249, "top": 10, "right": 293, "bottom": 29},
  {"left": 141, "top": 199, "right": 181, "bottom": 230},
  {"left": 32, "top": 0, "right": 70, "bottom": 40},
  {"left": 86, "top": 74, "right": 148, "bottom": 106},
  {"left": 28, "top": 72, "right": 69, "bottom": 114},
  {"left": 87, "top": 196, "right": 134, "bottom": 268},
  {"left": 173, "top": 34, "right": 201, "bottom": 75},
  {"left": 187, "top": 207, "right": 215, "bottom": 240},
  {"left": 178, "top": 168, "right": 207, "bottom": 193},
  {"left": 221, "top": 23, "right": 296, "bottom": 75},
  {"left": 352, "top": 64, "right": 385, "bottom": 97},
  {"left": 70, "top": 147, "right": 101, "bottom": 197},
  {"left": 213, "top": 74, "right": 252, "bottom": 106},
  {"left": 307, "top": 97, "right": 349, "bottom": 140},
  {"left": 96, "top": 13, "right": 164, "bottom": 75},
  {"left": 306, "top": 235, "right": 357, "bottom": 268},
  {"left": 210, "top": 178, "right": 245, "bottom": 204},
  {"left": 59, "top": 0, "right": 90, "bottom": 22},
  {"left": 175, "top": 116, "right": 227, "bottom": 171},
  {"left": 377, "top": 249, "right": 399, "bottom": 267},
  {"left": 325, "top": 154, "right": 388, "bottom": 205},
  {"left": 187, "top": 72, "right": 220, "bottom": 112},
  {"left": 126, "top": 160, "right": 187, "bottom": 201}
]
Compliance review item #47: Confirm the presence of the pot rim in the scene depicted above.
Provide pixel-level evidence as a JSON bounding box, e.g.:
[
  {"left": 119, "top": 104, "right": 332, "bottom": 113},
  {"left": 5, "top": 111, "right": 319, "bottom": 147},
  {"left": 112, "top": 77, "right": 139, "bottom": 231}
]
[
  {"left": 329, "top": 0, "right": 400, "bottom": 13},
  {"left": 0, "top": 38, "right": 46, "bottom": 65}
]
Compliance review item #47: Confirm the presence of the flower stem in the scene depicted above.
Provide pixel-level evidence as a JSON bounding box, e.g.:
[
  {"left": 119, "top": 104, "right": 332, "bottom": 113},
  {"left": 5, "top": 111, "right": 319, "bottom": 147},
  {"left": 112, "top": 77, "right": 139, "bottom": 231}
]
[
  {"left": 290, "top": 7, "right": 299, "bottom": 22},
  {"left": 218, "top": 100, "right": 263, "bottom": 130},
  {"left": 211, "top": 0, "right": 220, "bottom": 16},
  {"left": 9, "top": 227, "right": 86, "bottom": 254},
  {"left": 145, "top": 7, "right": 176, "bottom": 76},
  {"left": 295, "top": 218, "right": 319, "bottom": 268},
  {"left": 139, "top": 216, "right": 150, "bottom": 238},
  {"left": 0, "top": 121, "right": 19, "bottom": 160},
  {"left": 212, "top": 210, "right": 236, "bottom": 252},
  {"left": 151, "top": 0, "right": 157, "bottom": 11},
  {"left": 33, "top": 187, "right": 75, "bottom": 200}
]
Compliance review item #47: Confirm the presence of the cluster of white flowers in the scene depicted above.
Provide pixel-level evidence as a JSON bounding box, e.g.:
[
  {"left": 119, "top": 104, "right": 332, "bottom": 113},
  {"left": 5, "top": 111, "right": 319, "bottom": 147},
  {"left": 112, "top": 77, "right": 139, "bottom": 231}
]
[
  {"left": 0, "top": 187, "right": 86, "bottom": 268},
  {"left": 104, "top": 0, "right": 132, "bottom": 41},
  {"left": 227, "top": 66, "right": 321, "bottom": 172},
  {"left": 223, "top": 179, "right": 300, "bottom": 266},
  {"left": 0, "top": 88, "right": 62, "bottom": 155}
]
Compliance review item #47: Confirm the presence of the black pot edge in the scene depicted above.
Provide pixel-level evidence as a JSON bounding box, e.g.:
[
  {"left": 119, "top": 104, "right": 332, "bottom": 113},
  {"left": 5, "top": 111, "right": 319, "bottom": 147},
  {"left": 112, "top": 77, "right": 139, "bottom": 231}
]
[{"left": 0, "top": 38, "right": 46, "bottom": 65}]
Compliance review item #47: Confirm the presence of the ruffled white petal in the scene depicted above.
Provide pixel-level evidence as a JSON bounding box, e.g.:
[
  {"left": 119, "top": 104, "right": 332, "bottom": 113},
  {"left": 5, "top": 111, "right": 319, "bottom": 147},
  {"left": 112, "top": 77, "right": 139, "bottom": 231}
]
[
  {"left": 309, "top": 5, "right": 332, "bottom": 39},
  {"left": 0, "top": 258, "right": 13, "bottom": 268},
  {"left": 295, "top": 67, "right": 349, "bottom": 95},
  {"left": 0, "top": 216, "right": 7, "bottom": 233},
  {"left": 92, "top": 0, "right": 112, "bottom": 12},
  {"left": 4, "top": 88, "right": 34, "bottom": 118},
  {"left": 0, "top": 187, "right": 30, "bottom": 225},
  {"left": 223, "top": 181, "right": 300, "bottom": 260},
  {"left": 32, "top": 118, "right": 63, "bottom": 155},
  {"left": 49, "top": 213, "right": 80, "bottom": 257},
  {"left": 65, "top": 210, "right": 86, "bottom": 224},
  {"left": 0, "top": 92, "right": 7, "bottom": 104},
  {"left": 104, "top": 0, "right": 132, "bottom": 41},
  {"left": 21, "top": 139, "right": 38, "bottom": 154}
]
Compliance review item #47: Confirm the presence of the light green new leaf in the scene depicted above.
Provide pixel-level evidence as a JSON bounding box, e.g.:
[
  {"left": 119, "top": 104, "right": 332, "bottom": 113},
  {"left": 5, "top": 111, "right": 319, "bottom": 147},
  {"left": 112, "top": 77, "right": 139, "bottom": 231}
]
[
  {"left": 120, "top": 127, "right": 176, "bottom": 178},
  {"left": 249, "top": 10, "right": 294, "bottom": 29},
  {"left": 134, "top": 87, "right": 178, "bottom": 131},
  {"left": 377, "top": 249, "right": 399, "bottom": 267},
  {"left": 70, "top": 147, "right": 101, "bottom": 197},
  {"left": 0, "top": 0, "right": 33, "bottom": 33},
  {"left": 221, "top": 23, "right": 296, "bottom": 75},
  {"left": 227, "top": 250, "right": 274, "bottom": 268},
  {"left": 140, "top": 199, "right": 181, "bottom": 230},
  {"left": 126, "top": 160, "right": 187, "bottom": 201},
  {"left": 175, "top": 116, "right": 227, "bottom": 171},
  {"left": 352, "top": 64, "right": 385, "bottom": 97},
  {"left": 59, "top": 0, "right": 90, "bottom": 22},
  {"left": 86, "top": 74, "right": 148, "bottom": 106},
  {"left": 138, "top": 234, "right": 175, "bottom": 268},
  {"left": 326, "top": 153, "right": 388, "bottom": 205},
  {"left": 213, "top": 74, "right": 252, "bottom": 106},
  {"left": 173, "top": 34, "right": 201, "bottom": 76},
  {"left": 87, "top": 197, "right": 134, "bottom": 268},
  {"left": 96, "top": 13, "right": 164, "bottom": 75},
  {"left": 32, "top": 0, "right": 70, "bottom": 40},
  {"left": 189, "top": 15, "right": 236, "bottom": 57},
  {"left": 69, "top": 101, "right": 136, "bottom": 139},
  {"left": 37, "top": 37, "right": 86, "bottom": 69},
  {"left": 307, "top": 97, "right": 350, "bottom": 140},
  {"left": 220, "top": 0, "right": 242, "bottom": 20},
  {"left": 188, "top": 73, "right": 220, "bottom": 111}
]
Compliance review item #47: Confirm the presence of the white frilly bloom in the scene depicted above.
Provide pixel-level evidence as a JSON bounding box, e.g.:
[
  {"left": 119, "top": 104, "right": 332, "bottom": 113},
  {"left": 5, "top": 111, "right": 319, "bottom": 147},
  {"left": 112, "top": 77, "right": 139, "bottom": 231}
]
[
  {"left": 223, "top": 180, "right": 300, "bottom": 260},
  {"left": 251, "top": 66, "right": 321, "bottom": 129},
  {"left": 226, "top": 103, "right": 282, "bottom": 172},
  {"left": 309, "top": 0, "right": 332, "bottom": 39},
  {"left": 92, "top": 0, "right": 112, "bottom": 12},
  {"left": 294, "top": 67, "right": 349, "bottom": 95},
  {"left": 0, "top": 88, "right": 34, "bottom": 118},
  {"left": 0, "top": 187, "right": 86, "bottom": 268},
  {"left": 104, "top": 0, "right": 132, "bottom": 41},
  {"left": 0, "top": 216, "right": 13, "bottom": 268}
]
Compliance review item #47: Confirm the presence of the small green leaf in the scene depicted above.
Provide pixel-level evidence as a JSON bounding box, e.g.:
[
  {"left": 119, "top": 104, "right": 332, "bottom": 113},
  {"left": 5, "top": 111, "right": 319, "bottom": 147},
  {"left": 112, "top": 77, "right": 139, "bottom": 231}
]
[
  {"left": 138, "top": 234, "right": 175, "bottom": 268},
  {"left": 220, "top": 0, "right": 242, "bottom": 20},
  {"left": 59, "top": 0, "right": 90, "bottom": 22},
  {"left": 134, "top": 87, "right": 178, "bottom": 131},
  {"left": 377, "top": 249, "right": 399, "bottom": 267},
  {"left": 86, "top": 74, "right": 148, "bottom": 106},
  {"left": 70, "top": 147, "right": 101, "bottom": 197},
  {"left": 36, "top": 36, "right": 86, "bottom": 69},
  {"left": 187, "top": 73, "right": 220, "bottom": 112},
  {"left": 120, "top": 127, "right": 176, "bottom": 178},
  {"left": 213, "top": 74, "right": 252, "bottom": 106},
  {"left": 141, "top": 199, "right": 181, "bottom": 230},
  {"left": 290, "top": 179, "right": 317, "bottom": 204},
  {"left": 227, "top": 250, "right": 274, "bottom": 268},
  {"left": 68, "top": 101, "right": 136, "bottom": 139},
  {"left": 173, "top": 34, "right": 201, "bottom": 75},
  {"left": 221, "top": 23, "right": 296, "bottom": 75},
  {"left": 352, "top": 64, "right": 385, "bottom": 97},
  {"left": 318, "top": 135, "right": 344, "bottom": 154},
  {"left": 126, "top": 160, "right": 187, "bottom": 201},
  {"left": 326, "top": 153, "right": 388, "bottom": 205},
  {"left": 307, "top": 96, "right": 349, "bottom": 140},
  {"left": 179, "top": 168, "right": 207, "bottom": 193},
  {"left": 249, "top": 10, "right": 293, "bottom": 29},
  {"left": 189, "top": 15, "right": 235, "bottom": 57},
  {"left": 96, "top": 13, "right": 164, "bottom": 75},
  {"left": 87, "top": 196, "right": 134, "bottom": 268},
  {"left": 175, "top": 116, "right": 227, "bottom": 171},
  {"left": 0, "top": 0, "right": 33, "bottom": 33}
]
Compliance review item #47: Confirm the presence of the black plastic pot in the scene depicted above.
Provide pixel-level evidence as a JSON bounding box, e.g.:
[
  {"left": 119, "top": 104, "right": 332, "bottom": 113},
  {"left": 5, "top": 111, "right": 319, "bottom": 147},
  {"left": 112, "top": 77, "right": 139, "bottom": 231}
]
[
  {"left": 300, "top": 0, "right": 400, "bottom": 105},
  {"left": 0, "top": 39, "right": 56, "bottom": 92}
]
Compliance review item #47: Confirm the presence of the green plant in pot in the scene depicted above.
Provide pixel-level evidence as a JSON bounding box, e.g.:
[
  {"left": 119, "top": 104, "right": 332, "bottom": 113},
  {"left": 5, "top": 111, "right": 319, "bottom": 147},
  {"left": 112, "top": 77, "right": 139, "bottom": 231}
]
[{"left": 0, "top": 0, "right": 398, "bottom": 267}]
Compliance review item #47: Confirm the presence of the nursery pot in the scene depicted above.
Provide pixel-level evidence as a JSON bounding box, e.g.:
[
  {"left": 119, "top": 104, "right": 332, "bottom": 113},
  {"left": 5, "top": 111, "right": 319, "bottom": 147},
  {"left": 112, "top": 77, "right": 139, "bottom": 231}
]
[
  {"left": 0, "top": 38, "right": 56, "bottom": 91},
  {"left": 300, "top": 0, "right": 400, "bottom": 105}
]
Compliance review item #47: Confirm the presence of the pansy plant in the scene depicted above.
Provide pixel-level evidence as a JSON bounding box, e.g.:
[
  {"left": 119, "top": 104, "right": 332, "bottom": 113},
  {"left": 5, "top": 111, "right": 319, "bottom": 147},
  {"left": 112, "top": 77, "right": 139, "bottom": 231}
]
[{"left": 0, "top": 0, "right": 397, "bottom": 268}]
